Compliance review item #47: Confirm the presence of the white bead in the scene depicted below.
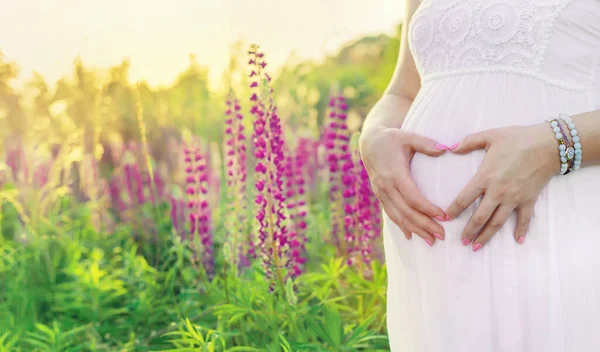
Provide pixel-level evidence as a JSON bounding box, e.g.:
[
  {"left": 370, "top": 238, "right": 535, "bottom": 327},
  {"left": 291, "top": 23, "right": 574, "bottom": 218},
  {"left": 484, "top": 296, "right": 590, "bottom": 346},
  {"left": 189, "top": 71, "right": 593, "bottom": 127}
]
[
  {"left": 550, "top": 120, "right": 558, "bottom": 128},
  {"left": 559, "top": 150, "right": 566, "bottom": 157},
  {"left": 571, "top": 129, "right": 578, "bottom": 136},
  {"left": 574, "top": 160, "right": 581, "bottom": 166},
  {"left": 560, "top": 156, "right": 567, "bottom": 163},
  {"left": 574, "top": 165, "right": 581, "bottom": 170},
  {"left": 555, "top": 133, "right": 562, "bottom": 140},
  {"left": 568, "top": 123, "right": 575, "bottom": 129},
  {"left": 553, "top": 126, "right": 561, "bottom": 133},
  {"left": 575, "top": 155, "right": 582, "bottom": 161},
  {"left": 559, "top": 144, "right": 566, "bottom": 151},
  {"left": 565, "top": 117, "right": 572, "bottom": 124},
  {"left": 573, "top": 136, "right": 580, "bottom": 142},
  {"left": 575, "top": 149, "right": 582, "bottom": 155},
  {"left": 574, "top": 142, "right": 581, "bottom": 149}
]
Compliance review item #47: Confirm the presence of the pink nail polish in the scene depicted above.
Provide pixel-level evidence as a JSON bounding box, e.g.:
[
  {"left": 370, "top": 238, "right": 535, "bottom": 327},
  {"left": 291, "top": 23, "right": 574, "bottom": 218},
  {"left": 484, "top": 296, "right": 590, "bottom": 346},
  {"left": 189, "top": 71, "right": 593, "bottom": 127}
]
[
  {"left": 518, "top": 236, "right": 525, "bottom": 244},
  {"left": 445, "top": 214, "right": 453, "bottom": 221},
  {"left": 433, "top": 233, "right": 444, "bottom": 240},
  {"left": 424, "top": 238, "right": 434, "bottom": 247},
  {"left": 473, "top": 243, "right": 483, "bottom": 252},
  {"left": 434, "top": 143, "right": 449, "bottom": 150},
  {"left": 462, "top": 238, "right": 470, "bottom": 246},
  {"left": 448, "top": 142, "right": 459, "bottom": 150},
  {"left": 435, "top": 215, "right": 446, "bottom": 221}
]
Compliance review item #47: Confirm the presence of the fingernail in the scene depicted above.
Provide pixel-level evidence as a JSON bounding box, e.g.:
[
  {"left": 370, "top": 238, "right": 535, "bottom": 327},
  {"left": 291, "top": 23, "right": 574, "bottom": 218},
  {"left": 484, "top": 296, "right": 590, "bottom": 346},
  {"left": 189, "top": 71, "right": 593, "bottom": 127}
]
[
  {"left": 434, "top": 143, "right": 449, "bottom": 150},
  {"left": 448, "top": 142, "right": 459, "bottom": 150},
  {"left": 473, "top": 243, "right": 483, "bottom": 252},
  {"left": 445, "top": 214, "right": 453, "bottom": 221},
  {"left": 434, "top": 215, "right": 446, "bottom": 221},
  {"left": 462, "top": 238, "right": 470, "bottom": 246},
  {"left": 424, "top": 238, "right": 434, "bottom": 247},
  {"left": 518, "top": 236, "right": 525, "bottom": 245},
  {"left": 433, "top": 233, "right": 444, "bottom": 240}
]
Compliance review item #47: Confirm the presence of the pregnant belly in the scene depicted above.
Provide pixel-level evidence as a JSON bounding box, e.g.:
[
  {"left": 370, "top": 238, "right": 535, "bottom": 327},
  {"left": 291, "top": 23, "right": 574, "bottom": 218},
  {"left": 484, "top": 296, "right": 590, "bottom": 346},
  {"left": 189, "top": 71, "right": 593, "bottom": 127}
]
[{"left": 400, "top": 74, "right": 596, "bottom": 211}]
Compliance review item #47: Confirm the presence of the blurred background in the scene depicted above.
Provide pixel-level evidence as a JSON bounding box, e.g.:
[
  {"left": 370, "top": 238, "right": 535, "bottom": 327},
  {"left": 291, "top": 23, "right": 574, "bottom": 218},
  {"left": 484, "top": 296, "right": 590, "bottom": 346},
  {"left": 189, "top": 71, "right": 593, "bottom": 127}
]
[{"left": 0, "top": 1, "right": 405, "bottom": 350}]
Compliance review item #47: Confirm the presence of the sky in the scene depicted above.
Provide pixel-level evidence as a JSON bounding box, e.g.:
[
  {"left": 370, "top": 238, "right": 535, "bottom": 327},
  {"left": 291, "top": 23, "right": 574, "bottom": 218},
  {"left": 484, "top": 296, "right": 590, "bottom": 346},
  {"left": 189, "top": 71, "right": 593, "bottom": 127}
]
[{"left": 0, "top": 0, "right": 404, "bottom": 90}]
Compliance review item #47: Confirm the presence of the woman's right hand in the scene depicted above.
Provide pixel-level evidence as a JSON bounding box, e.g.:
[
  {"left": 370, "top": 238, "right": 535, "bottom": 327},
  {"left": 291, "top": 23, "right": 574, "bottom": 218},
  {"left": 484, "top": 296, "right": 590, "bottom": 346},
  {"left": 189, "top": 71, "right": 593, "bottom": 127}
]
[{"left": 359, "top": 126, "right": 448, "bottom": 246}]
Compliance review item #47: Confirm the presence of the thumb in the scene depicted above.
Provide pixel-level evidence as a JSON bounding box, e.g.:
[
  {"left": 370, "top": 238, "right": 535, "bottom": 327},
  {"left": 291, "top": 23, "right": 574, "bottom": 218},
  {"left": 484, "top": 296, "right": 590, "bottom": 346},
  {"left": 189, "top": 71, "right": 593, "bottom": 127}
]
[
  {"left": 449, "top": 131, "right": 491, "bottom": 155},
  {"left": 407, "top": 133, "right": 447, "bottom": 157}
]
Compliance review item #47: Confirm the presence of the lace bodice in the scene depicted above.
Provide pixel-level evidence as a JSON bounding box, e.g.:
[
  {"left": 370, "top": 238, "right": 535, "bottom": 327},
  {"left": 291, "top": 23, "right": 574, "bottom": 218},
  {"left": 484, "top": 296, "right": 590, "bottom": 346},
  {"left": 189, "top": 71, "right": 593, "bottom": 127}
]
[{"left": 409, "top": 0, "right": 600, "bottom": 91}]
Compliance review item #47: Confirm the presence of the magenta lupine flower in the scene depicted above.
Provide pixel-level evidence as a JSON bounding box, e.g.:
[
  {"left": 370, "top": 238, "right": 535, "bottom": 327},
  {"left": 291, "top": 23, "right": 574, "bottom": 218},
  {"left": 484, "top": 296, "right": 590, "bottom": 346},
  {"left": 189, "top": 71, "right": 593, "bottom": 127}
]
[
  {"left": 355, "top": 159, "right": 381, "bottom": 265},
  {"left": 324, "top": 94, "right": 346, "bottom": 251},
  {"left": 296, "top": 137, "right": 319, "bottom": 194},
  {"left": 183, "top": 147, "right": 198, "bottom": 240},
  {"left": 224, "top": 93, "right": 250, "bottom": 268},
  {"left": 284, "top": 142, "right": 310, "bottom": 279},
  {"left": 195, "top": 149, "right": 214, "bottom": 277},
  {"left": 178, "top": 144, "right": 215, "bottom": 276},
  {"left": 249, "top": 44, "right": 289, "bottom": 291}
]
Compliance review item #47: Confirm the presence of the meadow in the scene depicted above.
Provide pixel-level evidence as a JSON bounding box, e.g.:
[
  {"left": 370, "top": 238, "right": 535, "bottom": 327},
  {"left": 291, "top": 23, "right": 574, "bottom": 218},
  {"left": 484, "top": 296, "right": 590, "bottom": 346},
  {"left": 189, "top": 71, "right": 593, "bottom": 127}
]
[{"left": 0, "top": 33, "right": 400, "bottom": 351}]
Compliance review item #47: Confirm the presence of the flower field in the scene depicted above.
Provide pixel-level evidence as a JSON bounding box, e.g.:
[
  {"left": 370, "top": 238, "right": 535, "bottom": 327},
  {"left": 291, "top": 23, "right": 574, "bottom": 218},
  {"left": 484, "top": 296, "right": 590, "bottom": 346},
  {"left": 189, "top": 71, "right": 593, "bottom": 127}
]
[{"left": 0, "top": 42, "right": 392, "bottom": 351}]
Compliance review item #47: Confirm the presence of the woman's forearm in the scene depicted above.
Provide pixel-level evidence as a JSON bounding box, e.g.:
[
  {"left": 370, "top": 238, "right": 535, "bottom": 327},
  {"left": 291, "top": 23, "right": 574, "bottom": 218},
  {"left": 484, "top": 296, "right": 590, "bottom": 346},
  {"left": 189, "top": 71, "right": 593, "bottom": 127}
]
[
  {"left": 361, "top": 93, "right": 414, "bottom": 137},
  {"left": 571, "top": 110, "right": 600, "bottom": 168}
]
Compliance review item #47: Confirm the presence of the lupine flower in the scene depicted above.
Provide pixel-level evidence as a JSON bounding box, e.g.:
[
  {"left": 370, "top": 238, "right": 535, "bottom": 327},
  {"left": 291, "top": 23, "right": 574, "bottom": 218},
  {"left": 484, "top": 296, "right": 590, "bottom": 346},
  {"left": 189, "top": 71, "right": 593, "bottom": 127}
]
[
  {"left": 224, "top": 93, "right": 250, "bottom": 270},
  {"left": 284, "top": 141, "right": 310, "bottom": 279},
  {"left": 324, "top": 94, "right": 348, "bottom": 252},
  {"left": 249, "top": 44, "right": 289, "bottom": 291},
  {"left": 180, "top": 143, "right": 215, "bottom": 276},
  {"left": 355, "top": 159, "right": 382, "bottom": 266},
  {"left": 296, "top": 137, "right": 319, "bottom": 195},
  {"left": 195, "top": 149, "right": 214, "bottom": 277}
]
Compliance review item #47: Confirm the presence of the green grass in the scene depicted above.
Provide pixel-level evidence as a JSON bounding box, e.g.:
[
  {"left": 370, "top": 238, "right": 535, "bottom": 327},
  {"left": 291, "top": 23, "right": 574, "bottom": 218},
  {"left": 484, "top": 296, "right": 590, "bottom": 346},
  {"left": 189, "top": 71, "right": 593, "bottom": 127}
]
[{"left": 0, "top": 186, "right": 389, "bottom": 352}]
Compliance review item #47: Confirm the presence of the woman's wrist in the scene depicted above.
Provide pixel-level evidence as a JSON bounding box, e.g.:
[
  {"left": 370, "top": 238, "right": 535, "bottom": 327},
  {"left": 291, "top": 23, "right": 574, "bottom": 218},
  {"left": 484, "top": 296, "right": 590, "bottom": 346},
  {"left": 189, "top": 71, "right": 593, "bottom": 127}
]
[{"left": 529, "top": 122, "right": 563, "bottom": 175}]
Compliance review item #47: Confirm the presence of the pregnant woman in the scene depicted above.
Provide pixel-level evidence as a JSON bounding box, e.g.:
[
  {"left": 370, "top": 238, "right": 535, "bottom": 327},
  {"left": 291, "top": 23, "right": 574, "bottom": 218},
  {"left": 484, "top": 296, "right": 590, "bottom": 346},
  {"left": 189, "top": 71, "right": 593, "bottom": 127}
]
[{"left": 359, "top": 0, "right": 600, "bottom": 351}]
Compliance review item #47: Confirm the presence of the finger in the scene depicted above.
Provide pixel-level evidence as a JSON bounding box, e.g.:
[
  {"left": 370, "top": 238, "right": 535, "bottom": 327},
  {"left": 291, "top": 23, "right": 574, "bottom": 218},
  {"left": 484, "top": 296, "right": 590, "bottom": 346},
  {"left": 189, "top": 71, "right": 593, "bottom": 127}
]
[
  {"left": 514, "top": 204, "right": 534, "bottom": 244},
  {"left": 445, "top": 174, "right": 486, "bottom": 220},
  {"left": 380, "top": 193, "right": 414, "bottom": 241},
  {"left": 396, "top": 174, "right": 446, "bottom": 219},
  {"left": 461, "top": 196, "right": 499, "bottom": 246},
  {"left": 405, "top": 220, "right": 436, "bottom": 247},
  {"left": 472, "top": 205, "right": 514, "bottom": 251},
  {"left": 400, "top": 225, "right": 412, "bottom": 240},
  {"left": 405, "top": 132, "right": 448, "bottom": 157},
  {"left": 449, "top": 130, "right": 493, "bottom": 154},
  {"left": 390, "top": 193, "right": 445, "bottom": 243}
]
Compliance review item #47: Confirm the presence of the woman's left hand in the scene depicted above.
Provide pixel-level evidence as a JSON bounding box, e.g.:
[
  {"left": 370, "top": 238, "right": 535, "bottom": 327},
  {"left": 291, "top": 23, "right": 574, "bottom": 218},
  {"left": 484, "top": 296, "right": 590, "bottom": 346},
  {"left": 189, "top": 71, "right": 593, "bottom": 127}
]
[{"left": 445, "top": 123, "right": 560, "bottom": 251}]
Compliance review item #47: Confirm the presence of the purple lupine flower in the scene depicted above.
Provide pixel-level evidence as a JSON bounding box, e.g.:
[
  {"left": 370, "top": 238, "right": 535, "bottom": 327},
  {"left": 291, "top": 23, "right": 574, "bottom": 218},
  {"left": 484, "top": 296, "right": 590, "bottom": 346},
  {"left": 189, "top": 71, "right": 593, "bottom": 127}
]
[
  {"left": 284, "top": 141, "right": 310, "bottom": 279},
  {"left": 296, "top": 137, "right": 319, "bottom": 194},
  {"left": 195, "top": 149, "right": 214, "bottom": 278},
  {"left": 355, "top": 158, "right": 382, "bottom": 266},
  {"left": 224, "top": 93, "right": 250, "bottom": 269},
  {"left": 249, "top": 44, "right": 289, "bottom": 291},
  {"left": 324, "top": 94, "right": 346, "bottom": 251},
  {"left": 179, "top": 143, "right": 215, "bottom": 277},
  {"left": 183, "top": 147, "right": 197, "bottom": 243}
]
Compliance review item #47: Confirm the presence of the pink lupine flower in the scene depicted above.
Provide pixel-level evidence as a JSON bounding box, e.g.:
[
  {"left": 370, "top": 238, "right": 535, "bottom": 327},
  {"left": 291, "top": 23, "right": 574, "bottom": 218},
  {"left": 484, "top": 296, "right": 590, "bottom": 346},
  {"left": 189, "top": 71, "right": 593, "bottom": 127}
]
[
  {"left": 249, "top": 44, "right": 290, "bottom": 291},
  {"left": 178, "top": 143, "right": 215, "bottom": 277},
  {"left": 224, "top": 93, "right": 250, "bottom": 269},
  {"left": 284, "top": 141, "right": 310, "bottom": 279},
  {"left": 324, "top": 94, "right": 346, "bottom": 251}
]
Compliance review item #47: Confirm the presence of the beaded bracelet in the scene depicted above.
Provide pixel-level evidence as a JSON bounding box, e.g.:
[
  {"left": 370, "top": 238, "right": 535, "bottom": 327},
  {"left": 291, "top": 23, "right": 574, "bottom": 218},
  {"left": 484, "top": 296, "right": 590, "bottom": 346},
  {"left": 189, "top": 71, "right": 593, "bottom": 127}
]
[
  {"left": 548, "top": 117, "right": 571, "bottom": 175},
  {"left": 558, "top": 113, "right": 583, "bottom": 171}
]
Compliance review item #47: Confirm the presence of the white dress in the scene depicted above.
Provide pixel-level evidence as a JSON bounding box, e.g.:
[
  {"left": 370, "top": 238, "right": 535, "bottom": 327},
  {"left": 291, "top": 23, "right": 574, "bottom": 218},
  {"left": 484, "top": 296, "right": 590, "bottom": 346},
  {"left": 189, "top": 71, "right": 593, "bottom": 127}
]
[{"left": 384, "top": 1, "right": 600, "bottom": 351}]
